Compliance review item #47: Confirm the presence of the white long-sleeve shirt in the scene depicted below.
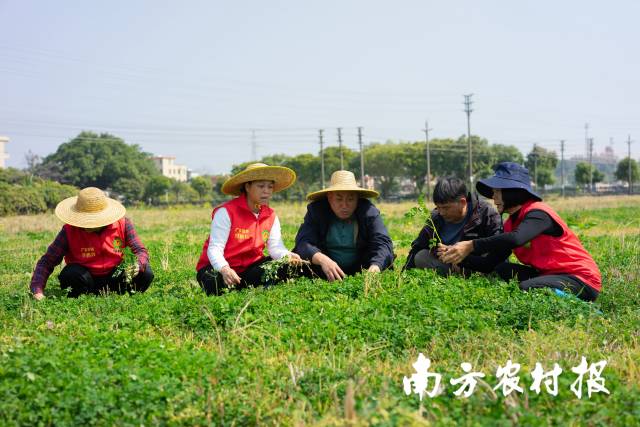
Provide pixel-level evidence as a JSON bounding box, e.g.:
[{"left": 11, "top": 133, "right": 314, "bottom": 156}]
[{"left": 206, "top": 207, "right": 291, "bottom": 271}]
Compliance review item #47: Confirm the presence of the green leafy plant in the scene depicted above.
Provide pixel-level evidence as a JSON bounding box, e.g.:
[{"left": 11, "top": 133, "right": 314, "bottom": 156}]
[{"left": 404, "top": 193, "right": 442, "bottom": 249}]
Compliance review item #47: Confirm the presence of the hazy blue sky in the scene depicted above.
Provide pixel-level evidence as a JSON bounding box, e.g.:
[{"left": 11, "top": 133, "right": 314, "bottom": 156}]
[{"left": 1, "top": 0, "right": 639, "bottom": 173}]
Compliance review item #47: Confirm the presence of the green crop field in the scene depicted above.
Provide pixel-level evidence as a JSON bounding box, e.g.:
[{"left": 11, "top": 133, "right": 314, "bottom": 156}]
[{"left": 1, "top": 196, "right": 639, "bottom": 426}]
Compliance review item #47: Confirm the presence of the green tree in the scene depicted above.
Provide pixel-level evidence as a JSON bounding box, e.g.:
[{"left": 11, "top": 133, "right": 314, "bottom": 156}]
[
  {"left": 145, "top": 175, "right": 172, "bottom": 204},
  {"left": 112, "top": 177, "right": 144, "bottom": 205},
  {"left": 363, "top": 143, "right": 405, "bottom": 199},
  {"left": 574, "top": 162, "right": 604, "bottom": 190},
  {"left": 615, "top": 157, "right": 640, "bottom": 187},
  {"left": 525, "top": 145, "right": 558, "bottom": 189},
  {"left": 284, "top": 153, "right": 321, "bottom": 199},
  {"left": 401, "top": 142, "right": 428, "bottom": 196},
  {"left": 36, "top": 131, "right": 159, "bottom": 195},
  {"left": 171, "top": 180, "right": 198, "bottom": 203},
  {"left": 190, "top": 176, "right": 213, "bottom": 202}
]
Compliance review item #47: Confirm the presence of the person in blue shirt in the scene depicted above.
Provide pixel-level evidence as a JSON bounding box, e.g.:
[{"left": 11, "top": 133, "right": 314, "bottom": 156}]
[
  {"left": 293, "top": 170, "right": 394, "bottom": 281},
  {"left": 404, "top": 176, "right": 502, "bottom": 276}
]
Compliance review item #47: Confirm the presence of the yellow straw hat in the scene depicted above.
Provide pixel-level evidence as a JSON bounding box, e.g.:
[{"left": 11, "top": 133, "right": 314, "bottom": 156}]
[
  {"left": 221, "top": 163, "right": 297, "bottom": 196},
  {"left": 55, "top": 187, "right": 126, "bottom": 228},
  {"left": 306, "top": 170, "right": 379, "bottom": 201}
]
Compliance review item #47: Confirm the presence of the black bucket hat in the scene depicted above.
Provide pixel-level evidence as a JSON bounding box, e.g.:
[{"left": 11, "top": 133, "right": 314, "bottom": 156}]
[{"left": 476, "top": 162, "right": 542, "bottom": 201}]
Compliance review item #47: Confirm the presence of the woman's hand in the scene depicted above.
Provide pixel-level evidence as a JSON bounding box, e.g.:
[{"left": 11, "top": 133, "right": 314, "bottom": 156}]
[
  {"left": 367, "top": 264, "right": 381, "bottom": 273},
  {"left": 439, "top": 240, "right": 474, "bottom": 265},
  {"left": 287, "top": 252, "right": 303, "bottom": 265},
  {"left": 220, "top": 265, "right": 242, "bottom": 287},
  {"left": 33, "top": 292, "right": 45, "bottom": 301}
]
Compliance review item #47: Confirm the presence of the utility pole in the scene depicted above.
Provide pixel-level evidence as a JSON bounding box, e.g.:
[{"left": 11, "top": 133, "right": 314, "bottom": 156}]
[
  {"left": 463, "top": 94, "right": 474, "bottom": 188},
  {"left": 532, "top": 143, "right": 538, "bottom": 190},
  {"left": 560, "top": 140, "right": 565, "bottom": 198},
  {"left": 337, "top": 127, "right": 344, "bottom": 170},
  {"left": 251, "top": 129, "right": 257, "bottom": 161},
  {"left": 628, "top": 135, "right": 634, "bottom": 195},
  {"left": 319, "top": 129, "right": 325, "bottom": 189},
  {"left": 584, "top": 123, "right": 589, "bottom": 158},
  {"left": 357, "top": 127, "right": 365, "bottom": 187},
  {"left": 423, "top": 120, "right": 433, "bottom": 198},
  {"left": 588, "top": 138, "right": 594, "bottom": 193}
]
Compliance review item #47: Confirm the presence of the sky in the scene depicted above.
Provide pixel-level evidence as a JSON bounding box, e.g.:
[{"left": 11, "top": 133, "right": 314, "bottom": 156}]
[{"left": 1, "top": 0, "right": 639, "bottom": 174}]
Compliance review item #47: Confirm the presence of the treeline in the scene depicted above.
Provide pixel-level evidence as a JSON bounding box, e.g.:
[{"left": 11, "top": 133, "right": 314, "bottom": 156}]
[
  {"left": 29, "top": 131, "right": 229, "bottom": 207},
  {"left": 14, "top": 130, "right": 637, "bottom": 216},
  {"left": 0, "top": 168, "right": 77, "bottom": 216},
  {"left": 234, "top": 136, "right": 526, "bottom": 199}
]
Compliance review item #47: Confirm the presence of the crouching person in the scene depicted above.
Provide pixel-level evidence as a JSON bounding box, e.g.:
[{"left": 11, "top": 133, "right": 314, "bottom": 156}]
[
  {"left": 440, "top": 162, "right": 601, "bottom": 301},
  {"left": 404, "top": 176, "right": 502, "bottom": 276},
  {"left": 195, "top": 163, "right": 302, "bottom": 295},
  {"left": 293, "top": 170, "right": 394, "bottom": 281},
  {"left": 30, "top": 187, "right": 153, "bottom": 300}
]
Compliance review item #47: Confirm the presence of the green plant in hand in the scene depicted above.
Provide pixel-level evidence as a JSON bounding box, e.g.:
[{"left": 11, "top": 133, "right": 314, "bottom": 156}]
[
  {"left": 405, "top": 193, "right": 442, "bottom": 249},
  {"left": 111, "top": 249, "right": 140, "bottom": 285}
]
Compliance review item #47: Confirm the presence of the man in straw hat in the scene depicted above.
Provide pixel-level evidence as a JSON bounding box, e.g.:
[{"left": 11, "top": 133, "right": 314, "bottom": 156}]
[
  {"left": 195, "top": 163, "right": 303, "bottom": 295},
  {"left": 293, "top": 170, "right": 394, "bottom": 281},
  {"left": 30, "top": 187, "right": 154, "bottom": 300}
]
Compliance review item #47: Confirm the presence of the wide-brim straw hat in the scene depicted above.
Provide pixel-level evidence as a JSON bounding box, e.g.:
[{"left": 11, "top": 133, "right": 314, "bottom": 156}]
[
  {"left": 306, "top": 170, "right": 379, "bottom": 201},
  {"left": 55, "top": 187, "right": 126, "bottom": 228},
  {"left": 221, "top": 163, "right": 296, "bottom": 196}
]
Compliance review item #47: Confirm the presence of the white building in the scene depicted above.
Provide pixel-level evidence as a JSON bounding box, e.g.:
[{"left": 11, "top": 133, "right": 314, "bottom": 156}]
[
  {"left": 151, "top": 155, "right": 188, "bottom": 182},
  {"left": 0, "top": 136, "right": 8, "bottom": 168}
]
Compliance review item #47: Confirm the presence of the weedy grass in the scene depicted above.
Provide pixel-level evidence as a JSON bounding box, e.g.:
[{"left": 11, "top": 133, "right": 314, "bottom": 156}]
[{"left": 0, "top": 197, "right": 639, "bottom": 426}]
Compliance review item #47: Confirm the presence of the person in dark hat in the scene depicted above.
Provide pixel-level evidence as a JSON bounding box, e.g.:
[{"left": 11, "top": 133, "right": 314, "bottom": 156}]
[{"left": 439, "top": 162, "right": 602, "bottom": 301}]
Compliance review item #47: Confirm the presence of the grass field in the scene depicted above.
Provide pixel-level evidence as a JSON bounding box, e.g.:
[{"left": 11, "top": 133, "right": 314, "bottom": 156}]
[{"left": 1, "top": 196, "right": 639, "bottom": 426}]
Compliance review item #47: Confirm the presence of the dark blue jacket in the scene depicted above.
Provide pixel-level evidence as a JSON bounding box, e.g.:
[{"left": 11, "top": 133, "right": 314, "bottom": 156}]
[{"left": 293, "top": 198, "right": 394, "bottom": 271}]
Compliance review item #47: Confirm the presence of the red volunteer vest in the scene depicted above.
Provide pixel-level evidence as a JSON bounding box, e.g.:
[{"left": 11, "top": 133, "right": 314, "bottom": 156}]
[
  {"left": 64, "top": 218, "right": 127, "bottom": 277},
  {"left": 504, "top": 201, "right": 601, "bottom": 291},
  {"left": 196, "top": 194, "right": 276, "bottom": 273}
]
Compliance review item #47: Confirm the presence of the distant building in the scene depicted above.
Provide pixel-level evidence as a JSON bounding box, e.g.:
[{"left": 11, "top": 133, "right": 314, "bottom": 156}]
[
  {"left": 151, "top": 155, "right": 188, "bottom": 182},
  {"left": 187, "top": 169, "right": 199, "bottom": 181},
  {"left": 0, "top": 136, "right": 8, "bottom": 168},
  {"left": 557, "top": 145, "right": 619, "bottom": 185}
]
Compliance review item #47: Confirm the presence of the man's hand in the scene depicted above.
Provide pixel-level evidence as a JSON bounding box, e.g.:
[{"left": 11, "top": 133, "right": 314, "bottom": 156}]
[
  {"left": 33, "top": 292, "right": 45, "bottom": 301},
  {"left": 439, "top": 240, "right": 474, "bottom": 265},
  {"left": 435, "top": 243, "right": 448, "bottom": 258},
  {"left": 367, "top": 264, "right": 381, "bottom": 273},
  {"left": 220, "top": 265, "right": 242, "bottom": 287},
  {"left": 312, "top": 252, "right": 345, "bottom": 282},
  {"left": 320, "top": 258, "right": 346, "bottom": 282}
]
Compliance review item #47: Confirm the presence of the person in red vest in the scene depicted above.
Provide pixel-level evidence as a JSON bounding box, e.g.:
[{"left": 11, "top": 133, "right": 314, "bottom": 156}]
[
  {"left": 30, "top": 187, "right": 153, "bottom": 300},
  {"left": 439, "top": 162, "right": 601, "bottom": 301},
  {"left": 196, "top": 163, "right": 302, "bottom": 295}
]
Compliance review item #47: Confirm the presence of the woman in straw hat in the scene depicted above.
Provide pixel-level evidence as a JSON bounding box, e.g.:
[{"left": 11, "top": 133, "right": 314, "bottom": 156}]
[
  {"left": 439, "top": 162, "right": 601, "bottom": 301},
  {"left": 195, "top": 163, "right": 302, "bottom": 295},
  {"left": 293, "top": 170, "right": 394, "bottom": 281},
  {"left": 30, "top": 187, "right": 154, "bottom": 300}
]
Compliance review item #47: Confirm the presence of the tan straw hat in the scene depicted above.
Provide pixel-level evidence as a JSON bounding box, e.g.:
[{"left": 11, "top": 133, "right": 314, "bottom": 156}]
[
  {"left": 306, "top": 170, "right": 379, "bottom": 201},
  {"left": 221, "top": 163, "right": 296, "bottom": 196},
  {"left": 55, "top": 187, "right": 126, "bottom": 228}
]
